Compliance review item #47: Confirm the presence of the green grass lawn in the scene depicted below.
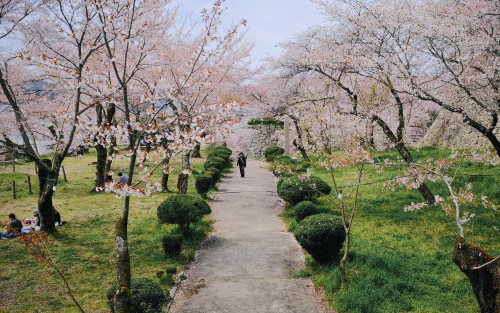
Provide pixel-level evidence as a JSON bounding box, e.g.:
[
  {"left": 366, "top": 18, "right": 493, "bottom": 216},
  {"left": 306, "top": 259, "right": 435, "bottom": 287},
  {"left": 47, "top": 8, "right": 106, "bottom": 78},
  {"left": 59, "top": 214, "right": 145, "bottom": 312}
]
[
  {"left": 283, "top": 147, "right": 499, "bottom": 313},
  {"left": 0, "top": 148, "right": 216, "bottom": 312}
]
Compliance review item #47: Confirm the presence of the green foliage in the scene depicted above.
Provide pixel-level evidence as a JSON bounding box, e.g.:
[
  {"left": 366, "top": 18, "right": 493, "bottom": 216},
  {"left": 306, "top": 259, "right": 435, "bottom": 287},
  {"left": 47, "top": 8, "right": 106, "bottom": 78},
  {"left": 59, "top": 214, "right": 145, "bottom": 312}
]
[
  {"left": 247, "top": 118, "right": 284, "bottom": 127},
  {"left": 294, "top": 214, "right": 346, "bottom": 263},
  {"left": 162, "top": 234, "right": 183, "bottom": 257},
  {"left": 206, "top": 155, "right": 228, "bottom": 167},
  {"left": 272, "top": 155, "right": 294, "bottom": 165},
  {"left": 157, "top": 194, "right": 211, "bottom": 232},
  {"left": 293, "top": 201, "right": 318, "bottom": 221},
  {"left": 195, "top": 174, "right": 212, "bottom": 196},
  {"left": 204, "top": 159, "right": 226, "bottom": 171},
  {"left": 204, "top": 167, "right": 221, "bottom": 185},
  {"left": 208, "top": 146, "right": 232, "bottom": 160},
  {"left": 277, "top": 175, "right": 331, "bottom": 204},
  {"left": 107, "top": 278, "right": 168, "bottom": 313},
  {"left": 264, "top": 145, "right": 285, "bottom": 161}
]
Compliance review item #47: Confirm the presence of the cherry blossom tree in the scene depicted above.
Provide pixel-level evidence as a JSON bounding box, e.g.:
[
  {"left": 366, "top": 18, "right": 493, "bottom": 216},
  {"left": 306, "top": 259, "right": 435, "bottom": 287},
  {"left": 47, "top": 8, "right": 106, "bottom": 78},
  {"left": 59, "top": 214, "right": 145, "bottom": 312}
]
[{"left": 0, "top": 0, "right": 104, "bottom": 232}]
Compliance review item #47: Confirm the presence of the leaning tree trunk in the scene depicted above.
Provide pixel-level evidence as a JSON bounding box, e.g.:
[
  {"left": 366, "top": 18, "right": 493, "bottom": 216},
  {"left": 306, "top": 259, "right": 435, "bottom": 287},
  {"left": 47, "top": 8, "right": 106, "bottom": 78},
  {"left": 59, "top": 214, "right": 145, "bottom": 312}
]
[
  {"left": 38, "top": 159, "right": 57, "bottom": 233},
  {"left": 373, "top": 115, "right": 435, "bottom": 204},
  {"left": 452, "top": 237, "right": 500, "bottom": 313}
]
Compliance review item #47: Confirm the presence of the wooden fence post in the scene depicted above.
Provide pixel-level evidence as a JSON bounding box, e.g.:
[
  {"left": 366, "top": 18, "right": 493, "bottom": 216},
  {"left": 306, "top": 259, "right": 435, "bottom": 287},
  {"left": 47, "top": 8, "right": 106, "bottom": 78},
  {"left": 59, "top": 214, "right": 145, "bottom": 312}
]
[
  {"left": 27, "top": 176, "right": 33, "bottom": 194},
  {"left": 12, "top": 181, "right": 16, "bottom": 199},
  {"left": 62, "top": 166, "right": 68, "bottom": 182}
]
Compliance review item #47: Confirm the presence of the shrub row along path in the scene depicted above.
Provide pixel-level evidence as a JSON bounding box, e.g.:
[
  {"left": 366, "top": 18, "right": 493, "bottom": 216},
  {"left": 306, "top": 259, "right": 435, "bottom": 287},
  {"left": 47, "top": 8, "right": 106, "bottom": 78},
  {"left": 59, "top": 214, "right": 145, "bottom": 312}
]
[{"left": 170, "top": 160, "right": 323, "bottom": 313}]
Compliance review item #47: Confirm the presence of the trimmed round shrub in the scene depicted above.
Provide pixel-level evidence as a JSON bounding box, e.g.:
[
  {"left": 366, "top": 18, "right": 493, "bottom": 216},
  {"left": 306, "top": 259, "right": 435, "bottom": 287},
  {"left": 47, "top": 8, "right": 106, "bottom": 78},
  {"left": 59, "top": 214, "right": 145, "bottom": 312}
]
[
  {"left": 204, "top": 159, "right": 225, "bottom": 171},
  {"left": 205, "top": 167, "right": 221, "bottom": 184},
  {"left": 107, "top": 278, "right": 168, "bottom": 313},
  {"left": 157, "top": 194, "right": 211, "bottom": 232},
  {"left": 293, "top": 201, "right": 318, "bottom": 221},
  {"left": 162, "top": 234, "right": 183, "bottom": 257},
  {"left": 208, "top": 147, "right": 232, "bottom": 160},
  {"left": 206, "top": 155, "right": 228, "bottom": 167},
  {"left": 294, "top": 214, "right": 346, "bottom": 263},
  {"left": 264, "top": 145, "right": 285, "bottom": 161},
  {"left": 272, "top": 155, "right": 295, "bottom": 165},
  {"left": 195, "top": 174, "right": 212, "bottom": 196},
  {"left": 277, "top": 175, "right": 332, "bottom": 205}
]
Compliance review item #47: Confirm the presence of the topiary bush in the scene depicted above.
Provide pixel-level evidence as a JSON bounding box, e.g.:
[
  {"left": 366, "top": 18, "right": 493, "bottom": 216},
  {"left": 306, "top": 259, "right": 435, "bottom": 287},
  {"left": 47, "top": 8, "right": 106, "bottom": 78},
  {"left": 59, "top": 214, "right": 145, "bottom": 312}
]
[
  {"left": 294, "top": 214, "right": 346, "bottom": 263},
  {"left": 157, "top": 194, "right": 211, "bottom": 233},
  {"left": 195, "top": 174, "right": 212, "bottom": 197},
  {"left": 206, "top": 155, "right": 228, "bottom": 168},
  {"left": 277, "top": 175, "right": 332, "bottom": 205},
  {"left": 162, "top": 234, "right": 183, "bottom": 257},
  {"left": 272, "top": 155, "right": 295, "bottom": 165},
  {"left": 107, "top": 278, "right": 168, "bottom": 313},
  {"left": 204, "top": 167, "right": 221, "bottom": 185},
  {"left": 264, "top": 145, "right": 285, "bottom": 161},
  {"left": 204, "top": 159, "right": 226, "bottom": 171},
  {"left": 293, "top": 201, "right": 318, "bottom": 222},
  {"left": 208, "top": 147, "right": 232, "bottom": 160}
]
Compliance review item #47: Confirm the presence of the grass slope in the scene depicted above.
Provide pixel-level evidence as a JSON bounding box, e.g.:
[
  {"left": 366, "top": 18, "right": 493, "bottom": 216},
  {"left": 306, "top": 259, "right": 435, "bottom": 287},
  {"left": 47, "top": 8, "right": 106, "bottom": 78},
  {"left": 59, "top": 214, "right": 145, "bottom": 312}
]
[
  {"left": 283, "top": 147, "right": 499, "bottom": 313},
  {"left": 0, "top": 148, "right": 214, "bottom": 312}
]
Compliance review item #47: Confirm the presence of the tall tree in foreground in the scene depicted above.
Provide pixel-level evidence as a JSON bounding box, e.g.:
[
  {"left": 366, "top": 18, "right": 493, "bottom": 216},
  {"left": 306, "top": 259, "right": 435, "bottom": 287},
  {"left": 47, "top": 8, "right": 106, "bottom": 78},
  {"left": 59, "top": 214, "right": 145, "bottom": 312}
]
[{"left": 0, "top": 0, "right": 103, "bottom": 232}]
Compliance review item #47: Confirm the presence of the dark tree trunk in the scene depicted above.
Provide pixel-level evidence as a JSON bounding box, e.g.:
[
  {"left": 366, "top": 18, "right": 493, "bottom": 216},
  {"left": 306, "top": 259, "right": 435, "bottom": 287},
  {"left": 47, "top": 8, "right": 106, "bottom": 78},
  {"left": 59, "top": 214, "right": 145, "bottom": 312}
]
[
  {"left": 452, "top": 237, "right": 500, "bottom": 313},
  {"left": 162, "top": 157, "right": 170, "bottom": 192},
  {"left": 95, "top": 145, "right": 107, "bottom": 189},
  {"left": 113, "top": 206, "right": 132, "bottom": 313},
  {"left": 177, "top": 173, "right": 188, "bottom": 194},
  {"left": 373, "top": 115, "right": 435, "bottom": 204},
  {"left": 290, "top": 115, "right": 310, "bottom": 162},
  {"left": 95, "top": 103, "right": 116, "bottom": 187},
  {"left": 38, "top": 159, "right": 57, "bottom": 233},
  {"left": 192, "top": 142, "right": 201, "bottom": 158}
]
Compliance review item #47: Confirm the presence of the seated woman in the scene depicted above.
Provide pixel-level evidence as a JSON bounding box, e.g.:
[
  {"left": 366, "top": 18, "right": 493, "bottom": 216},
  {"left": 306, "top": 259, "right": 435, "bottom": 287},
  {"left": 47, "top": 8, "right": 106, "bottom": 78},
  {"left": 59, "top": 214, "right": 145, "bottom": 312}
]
[{"left": 1, "top": 213, "right": 23, "bottom": 239}]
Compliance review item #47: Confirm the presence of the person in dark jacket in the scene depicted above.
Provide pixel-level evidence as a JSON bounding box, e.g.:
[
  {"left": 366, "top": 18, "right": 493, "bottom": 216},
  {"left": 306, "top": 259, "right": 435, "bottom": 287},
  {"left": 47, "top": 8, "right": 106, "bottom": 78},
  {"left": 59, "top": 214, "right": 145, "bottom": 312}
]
[
  {"left": 236, "top": 152, "right": 247, "bottom": 178},
  {"left": 1, "top": 213, "right": 23, "bottom": 239}
]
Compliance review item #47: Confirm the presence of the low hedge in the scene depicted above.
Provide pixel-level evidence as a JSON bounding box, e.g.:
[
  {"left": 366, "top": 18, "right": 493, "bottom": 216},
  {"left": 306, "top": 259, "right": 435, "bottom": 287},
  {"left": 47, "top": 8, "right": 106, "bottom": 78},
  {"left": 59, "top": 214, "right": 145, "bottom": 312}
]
[
  {"left": 162, "top": 234, "right": 183, "bottom": 257},
  {"left": 107, "top": 278, "right": 168, "bottom": 313},
  {"left": 157, "top": 194, "right": 211, "bottom": 233},
  {"left": 294, "top": 214, "right": 346, "bottom": 263},
  {"left": 205, "top": 167, "right": 221, "bottom": 185},
  {"left": 195, "top": 174, "right": 212, "bottom": 197},
  {"left": 277, "top": 175, "right": 331, "bottom": 205},
  {"left": 293, "top": 201, "right": 318, "bottom": 221},
  {"left": 264, "top": 145, "right": 285, "bottom": 161}
]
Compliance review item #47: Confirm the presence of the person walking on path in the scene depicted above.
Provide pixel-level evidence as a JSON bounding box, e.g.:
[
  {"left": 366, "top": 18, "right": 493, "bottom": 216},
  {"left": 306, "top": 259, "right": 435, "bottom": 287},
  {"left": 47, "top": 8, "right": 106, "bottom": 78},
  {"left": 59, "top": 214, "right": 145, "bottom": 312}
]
[{"left": 236, "top": 152, "right": 247, "bottom": 177}]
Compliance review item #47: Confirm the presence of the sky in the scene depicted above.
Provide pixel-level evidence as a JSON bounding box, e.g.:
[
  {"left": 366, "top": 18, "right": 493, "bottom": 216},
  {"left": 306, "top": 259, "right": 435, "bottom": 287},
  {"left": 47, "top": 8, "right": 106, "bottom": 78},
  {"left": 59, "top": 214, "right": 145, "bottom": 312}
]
[{"left": 173, "top": 0, "right": 325, "bottom": 65}]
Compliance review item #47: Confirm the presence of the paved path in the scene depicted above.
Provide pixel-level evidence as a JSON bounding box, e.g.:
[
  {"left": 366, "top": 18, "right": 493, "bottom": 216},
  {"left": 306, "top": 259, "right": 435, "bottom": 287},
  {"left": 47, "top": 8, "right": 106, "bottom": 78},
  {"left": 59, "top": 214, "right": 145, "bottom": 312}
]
[{"left": 170, "top": 160, "right": 321, "bottom": 313}]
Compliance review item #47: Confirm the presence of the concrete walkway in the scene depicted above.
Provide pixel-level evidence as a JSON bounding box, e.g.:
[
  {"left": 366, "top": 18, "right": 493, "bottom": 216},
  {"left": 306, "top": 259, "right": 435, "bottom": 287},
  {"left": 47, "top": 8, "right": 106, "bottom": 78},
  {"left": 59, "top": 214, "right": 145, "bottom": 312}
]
[{"left": 170, "top": 160, "right": 321, "bottom": 313}]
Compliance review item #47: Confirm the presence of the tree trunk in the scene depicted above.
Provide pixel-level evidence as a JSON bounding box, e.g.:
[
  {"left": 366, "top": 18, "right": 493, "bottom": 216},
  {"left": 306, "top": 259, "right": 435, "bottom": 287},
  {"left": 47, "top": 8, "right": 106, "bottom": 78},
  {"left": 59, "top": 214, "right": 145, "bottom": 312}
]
[
  {"left": 38, "top": 159, "right": 57, "bottom": 233},
  {"left": 192, "top": 142, "right": 201, "bottom": 158},
  {"left": 339, "top": 228, "right": 350, "bottom": 286},
  {"left": 452, "top": 237, "right": 500, "bottom": 313},
  {"left": 95, "top": 145, "right": 107, "bottom": 189},
  {"left": 162, "top": 157, "right": 170, "bottom": 192},
  {"left": 177, "top": 173, "right": 188, "bottom": 194},
  {"left": 373, "top": 115, "right": 435, "bottom": 204},
  {"left": 113, "top": 201, "right": 132, "bottom": 313},
  {"left": 290, "top": 116, "right": 310, "bottom": 162}
]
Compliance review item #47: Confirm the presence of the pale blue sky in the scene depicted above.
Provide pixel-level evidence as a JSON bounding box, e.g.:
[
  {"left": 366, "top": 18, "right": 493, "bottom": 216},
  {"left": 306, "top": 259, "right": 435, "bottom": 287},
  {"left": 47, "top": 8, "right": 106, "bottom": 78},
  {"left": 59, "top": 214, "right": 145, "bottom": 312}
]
[{"left": 173, "top": 0, "right": 324, "bottom": 64}]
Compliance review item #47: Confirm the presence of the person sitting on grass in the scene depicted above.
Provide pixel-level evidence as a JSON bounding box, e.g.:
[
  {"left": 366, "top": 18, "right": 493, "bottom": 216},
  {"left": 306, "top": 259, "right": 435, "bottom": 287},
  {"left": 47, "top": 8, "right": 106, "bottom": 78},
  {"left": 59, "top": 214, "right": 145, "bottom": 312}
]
[
  {"left": 117, "top": 172, "right": 128, "bottom": 184},
  {"left": 1, "top": 213, "right": 23, "bottom": 239}
]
